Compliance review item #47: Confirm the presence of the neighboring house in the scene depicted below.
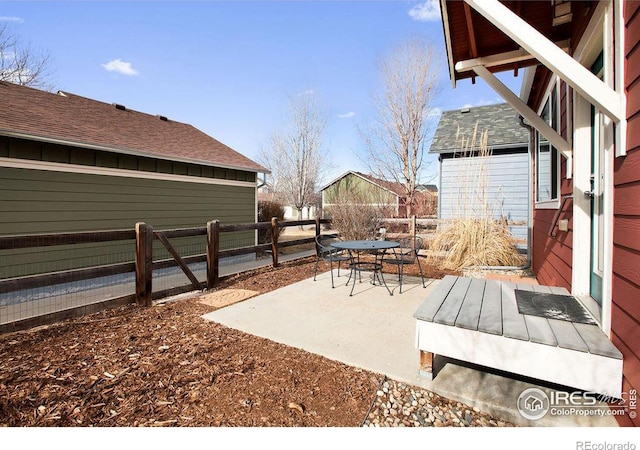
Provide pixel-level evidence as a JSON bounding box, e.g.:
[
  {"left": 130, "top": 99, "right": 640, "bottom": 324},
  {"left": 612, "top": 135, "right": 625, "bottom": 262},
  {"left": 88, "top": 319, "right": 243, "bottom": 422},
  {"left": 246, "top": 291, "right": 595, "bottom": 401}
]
[
  {"left": 257, "top": 190, "right": 317, "bottom": 220},
  {"left": 320, "top": 171, "right": 437, "bottom": 218},
  {"left": 281, "top": 204, "right": 317, "bottom": 221},
  {"left": 0, "top": 81, "right": 268, "bottom": 278},
  {"left": 440, "top": 0, "right": 638, "bottom": 426},
  {"left": 415, "top": 184, "right": 439, "bottom": 217},
  {"left": 429, "top": 103, "right": 530, "bottom": 251}
]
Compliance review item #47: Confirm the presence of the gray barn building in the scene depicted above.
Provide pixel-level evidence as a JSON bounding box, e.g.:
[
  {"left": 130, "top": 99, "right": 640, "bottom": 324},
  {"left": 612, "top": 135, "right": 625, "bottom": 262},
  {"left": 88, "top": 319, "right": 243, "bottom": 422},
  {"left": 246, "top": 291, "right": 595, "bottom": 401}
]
[{"left": 429, "top": 103, "right": 530, "bottom": 251}]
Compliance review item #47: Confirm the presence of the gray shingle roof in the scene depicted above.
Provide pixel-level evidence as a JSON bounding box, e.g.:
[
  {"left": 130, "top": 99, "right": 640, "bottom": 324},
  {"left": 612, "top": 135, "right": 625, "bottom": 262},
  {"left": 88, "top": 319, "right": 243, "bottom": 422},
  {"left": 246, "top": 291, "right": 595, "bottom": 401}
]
[{"left": 429, "top": 103, "right": 529, "bottom": 154}]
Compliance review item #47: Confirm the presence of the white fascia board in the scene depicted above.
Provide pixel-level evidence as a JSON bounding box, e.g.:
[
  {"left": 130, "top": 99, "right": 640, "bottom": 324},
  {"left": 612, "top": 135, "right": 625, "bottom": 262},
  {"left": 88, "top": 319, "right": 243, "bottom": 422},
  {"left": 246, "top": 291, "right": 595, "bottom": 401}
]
[
  {"left": 440, "top": 0, "right": 457, "bottom": 89},
  {"left": 455, "top": 40, "right": 570, "bottom": 73},
  {"left": 472, "top": 65, "right": 573, "bottom": 179},
  {"left": 613, "top": 0, "right": 627, "bottom": 157},
  {"left": 519, "top": 66, "right": 536, "bottom": 104},
  {"left": 463, "top": 0, "right": 625, "bottom": 124}
]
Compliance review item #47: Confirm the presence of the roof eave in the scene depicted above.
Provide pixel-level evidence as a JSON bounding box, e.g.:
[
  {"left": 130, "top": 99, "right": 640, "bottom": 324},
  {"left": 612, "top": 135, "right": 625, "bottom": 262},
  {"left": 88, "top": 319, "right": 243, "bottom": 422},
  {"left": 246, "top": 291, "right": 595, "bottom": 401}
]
[
  {"left": 440, "top": 0, "right": 457, "bottom": 89},
  {"left": 0, "top": 129, "right": 271, "bottom": 175},
  {"left": 318, "top": 170, "right": 358, "bottom": 192},
  {"left": 430, "top": 142, "right": 529, "bottom": 154}
]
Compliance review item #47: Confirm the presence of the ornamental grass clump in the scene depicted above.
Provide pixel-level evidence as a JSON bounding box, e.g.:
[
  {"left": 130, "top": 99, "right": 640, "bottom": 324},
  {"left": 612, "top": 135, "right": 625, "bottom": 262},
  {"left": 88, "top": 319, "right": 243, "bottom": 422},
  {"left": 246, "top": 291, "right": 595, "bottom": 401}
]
[
  {"left": 426, "top": 125, "right": 524, "bottom": 270},
  {"left": 427, "top": 217, "right": 524, "bottom": 270}
]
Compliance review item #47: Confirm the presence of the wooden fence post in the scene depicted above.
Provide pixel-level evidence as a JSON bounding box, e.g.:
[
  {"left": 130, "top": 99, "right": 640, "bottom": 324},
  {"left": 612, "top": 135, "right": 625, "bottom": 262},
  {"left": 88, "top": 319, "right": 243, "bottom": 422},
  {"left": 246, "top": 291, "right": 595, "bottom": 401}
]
[
  {"left": 135, "top": 222, "right": 153, "bottom": 306},
  {"left": 206, "top": 220, "right": 220, "bottom": 288},
  {"left": 271, "top": 217, "right": 279, "bottom": 268}
]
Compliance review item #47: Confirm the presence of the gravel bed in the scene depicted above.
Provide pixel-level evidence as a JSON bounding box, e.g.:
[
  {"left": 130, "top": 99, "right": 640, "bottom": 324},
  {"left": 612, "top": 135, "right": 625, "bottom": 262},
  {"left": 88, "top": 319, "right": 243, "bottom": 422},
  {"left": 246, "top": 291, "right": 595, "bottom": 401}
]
[{"left": 362, "top": 378, "right": 515, "bottom": 427}]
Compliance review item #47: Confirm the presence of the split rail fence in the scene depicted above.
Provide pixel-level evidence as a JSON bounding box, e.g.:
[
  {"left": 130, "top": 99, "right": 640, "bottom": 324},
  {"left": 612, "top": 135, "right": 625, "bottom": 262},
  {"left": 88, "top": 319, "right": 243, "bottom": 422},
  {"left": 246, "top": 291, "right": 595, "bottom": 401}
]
[{"left": 0, "top": 218, "right": 330, "bottom": 333}]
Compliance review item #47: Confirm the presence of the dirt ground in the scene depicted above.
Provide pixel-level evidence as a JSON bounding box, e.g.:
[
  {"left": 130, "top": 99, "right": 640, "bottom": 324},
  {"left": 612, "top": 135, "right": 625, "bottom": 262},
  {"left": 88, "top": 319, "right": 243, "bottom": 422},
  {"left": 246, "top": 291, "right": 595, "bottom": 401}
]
[{"left": 0, "top": 257, "right": 460, "bottom": 427}]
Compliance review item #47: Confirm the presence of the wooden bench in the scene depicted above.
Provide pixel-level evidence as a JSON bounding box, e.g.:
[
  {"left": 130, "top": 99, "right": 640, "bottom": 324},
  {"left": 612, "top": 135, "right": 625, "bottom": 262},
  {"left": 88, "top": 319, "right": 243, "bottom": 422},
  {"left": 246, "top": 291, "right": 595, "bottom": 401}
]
[{"left": 414, "top": 276, "right": 623, "bottom": 396}]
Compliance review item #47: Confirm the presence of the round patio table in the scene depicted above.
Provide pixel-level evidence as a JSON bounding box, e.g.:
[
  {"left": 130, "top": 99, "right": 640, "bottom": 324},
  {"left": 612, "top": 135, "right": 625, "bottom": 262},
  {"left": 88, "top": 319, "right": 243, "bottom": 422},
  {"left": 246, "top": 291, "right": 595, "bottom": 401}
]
[{"left": 331, "top": 240, "right": 400, "bottom": 296}]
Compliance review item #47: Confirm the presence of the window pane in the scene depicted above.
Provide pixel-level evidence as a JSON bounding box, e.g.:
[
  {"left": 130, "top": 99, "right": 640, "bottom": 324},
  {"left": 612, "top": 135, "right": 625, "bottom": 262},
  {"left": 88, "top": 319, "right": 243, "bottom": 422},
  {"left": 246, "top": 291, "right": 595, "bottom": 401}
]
[
  {"left": 537, "top": 143, "right": 552, "bottom": 202},
  {"left": 541, "top": 99, "right": 550, "bottom": 133},
  {"left": 551, "top": 86, "right": 558, "bottom": 131},
  {"left": 535, "top": 86, "right": 560, "bottom": 203},
  {"left": 551, "top": 146, "right": 558, "bottom": 200}
]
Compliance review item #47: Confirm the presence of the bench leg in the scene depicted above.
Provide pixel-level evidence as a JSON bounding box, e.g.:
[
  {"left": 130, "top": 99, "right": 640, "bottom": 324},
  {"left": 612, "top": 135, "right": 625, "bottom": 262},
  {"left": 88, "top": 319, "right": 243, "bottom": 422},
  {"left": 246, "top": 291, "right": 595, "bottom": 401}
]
[{"left": 419, "top": 350, "right": 434, "bottom": 381}]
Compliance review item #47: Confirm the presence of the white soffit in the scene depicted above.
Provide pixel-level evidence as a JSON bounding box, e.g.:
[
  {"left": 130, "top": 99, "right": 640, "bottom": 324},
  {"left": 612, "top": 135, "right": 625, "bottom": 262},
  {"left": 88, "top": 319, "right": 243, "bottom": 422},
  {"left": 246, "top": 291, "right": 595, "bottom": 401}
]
[{"left": 463, "top": 0, "right": 625, "bottom": 124}]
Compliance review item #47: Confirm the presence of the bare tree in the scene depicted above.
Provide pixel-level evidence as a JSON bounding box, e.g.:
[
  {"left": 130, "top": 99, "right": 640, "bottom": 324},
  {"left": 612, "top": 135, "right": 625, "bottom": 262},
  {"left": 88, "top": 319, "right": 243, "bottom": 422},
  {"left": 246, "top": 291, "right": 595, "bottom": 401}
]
[
  {"left": 361, "top": 37, "right": 441, "bottom": 218},
  {"left": 0, "top": 24, "right": 54, "bottom": 89},
  {"left": 259, "top": 93, "right": 328, "bottom": 221},
  {"left": 323, "top": 179, "right": 386, "bottom": 241}
]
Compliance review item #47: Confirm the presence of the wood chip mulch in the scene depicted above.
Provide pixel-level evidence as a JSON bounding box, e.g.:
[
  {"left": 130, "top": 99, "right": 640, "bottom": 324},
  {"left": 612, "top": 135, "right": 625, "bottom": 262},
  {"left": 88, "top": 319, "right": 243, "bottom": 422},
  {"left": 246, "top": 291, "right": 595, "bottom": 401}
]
[{"left": 0, "top": 257, "right": 461, "bottom": 427}]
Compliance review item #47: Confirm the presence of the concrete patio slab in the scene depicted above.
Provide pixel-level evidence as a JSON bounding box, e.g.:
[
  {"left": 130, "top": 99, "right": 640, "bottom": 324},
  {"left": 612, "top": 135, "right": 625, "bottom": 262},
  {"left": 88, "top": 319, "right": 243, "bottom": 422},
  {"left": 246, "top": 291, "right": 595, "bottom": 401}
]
[{"left": 201, "top": 271, "right": 618, "bottom": 427}]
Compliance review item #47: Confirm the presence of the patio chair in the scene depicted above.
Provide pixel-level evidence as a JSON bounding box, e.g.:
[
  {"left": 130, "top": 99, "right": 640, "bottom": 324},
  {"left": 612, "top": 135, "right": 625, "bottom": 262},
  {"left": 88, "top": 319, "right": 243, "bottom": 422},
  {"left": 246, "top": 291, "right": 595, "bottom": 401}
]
[
  {"left": 314, "top": 234, "right": 351, "bottom": 288},
  {"left": 381, "top": 235, "right": 426, "bottom": 294}
]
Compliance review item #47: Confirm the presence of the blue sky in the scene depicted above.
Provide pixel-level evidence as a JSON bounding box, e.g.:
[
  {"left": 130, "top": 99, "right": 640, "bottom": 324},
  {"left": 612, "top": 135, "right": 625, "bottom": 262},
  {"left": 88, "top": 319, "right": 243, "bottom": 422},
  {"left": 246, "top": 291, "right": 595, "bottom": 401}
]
[{"left": 1, "top": 0, "right": 522, "bottom": 184}]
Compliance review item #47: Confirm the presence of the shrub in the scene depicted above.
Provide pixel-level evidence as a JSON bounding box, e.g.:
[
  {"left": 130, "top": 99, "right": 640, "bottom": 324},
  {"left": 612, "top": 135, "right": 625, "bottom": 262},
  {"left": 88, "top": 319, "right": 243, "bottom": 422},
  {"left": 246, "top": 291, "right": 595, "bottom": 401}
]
[
  {"left": 324, "top": 190, "right": 384, "bottom": 241},
  {"left": 257, "top": 200, "right": 285, "bottom": 243}
]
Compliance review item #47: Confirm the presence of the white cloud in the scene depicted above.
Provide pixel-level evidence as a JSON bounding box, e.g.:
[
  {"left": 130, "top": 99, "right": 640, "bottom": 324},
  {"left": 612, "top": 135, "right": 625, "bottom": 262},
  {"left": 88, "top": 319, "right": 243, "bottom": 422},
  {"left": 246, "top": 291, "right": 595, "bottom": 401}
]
[
  {"left": 0, "top": 67, "right": 32, "bottom": 84},
  {"left": 460, "top": 97, "right": 503, "bottom": 109},
  {"left": 298, "top": 89, "right": 315, "bottom": 97},
  {"left": 427, "top": 107, "right": 442, "bottom": 117},
  {"left": 101, "top": 59, "right": 139, "bottom": 76},
  {"left": 1, "top": 51, "right": 16, "bottom": 60},
  {"left": 0, "top": 16, "right": 24, "bottom": 23},
  {"left": 337, "top": 111, "right": 355, "bottom": 119},
  {"left": 408, "top": 0, "right": 441, "bottom": 22}
]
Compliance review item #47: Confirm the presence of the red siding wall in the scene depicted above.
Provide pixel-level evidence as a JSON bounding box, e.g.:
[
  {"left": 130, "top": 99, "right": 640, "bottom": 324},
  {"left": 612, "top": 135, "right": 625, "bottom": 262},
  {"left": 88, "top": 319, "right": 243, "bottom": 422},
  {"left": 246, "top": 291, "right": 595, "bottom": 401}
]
[
  {"left": 532, "top": 80, "right": 574, "bottom": 292},
  {"left": 611, "top": 0, "right": 640, "bottom": 427}
]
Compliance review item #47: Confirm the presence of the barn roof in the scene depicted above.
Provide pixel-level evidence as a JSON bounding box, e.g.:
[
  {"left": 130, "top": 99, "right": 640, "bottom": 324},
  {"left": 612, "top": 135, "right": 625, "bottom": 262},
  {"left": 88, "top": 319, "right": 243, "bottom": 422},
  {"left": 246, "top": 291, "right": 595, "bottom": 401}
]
[{"left": 0, "top": 81, "right": 268, "bottom": 173}]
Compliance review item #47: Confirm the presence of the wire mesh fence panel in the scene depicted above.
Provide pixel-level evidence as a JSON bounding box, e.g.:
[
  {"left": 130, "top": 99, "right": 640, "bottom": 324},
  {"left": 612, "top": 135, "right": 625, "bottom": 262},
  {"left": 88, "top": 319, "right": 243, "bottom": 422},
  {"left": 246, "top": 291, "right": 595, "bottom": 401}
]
[
  {"left": 0, "top": 238, "right": 135, "bottom": 279},
  {"left": 0, "top": 236, "right": 135, "bottom": 325},
  {"left": 0, "top": 220, "right": 328, "bottom": 329},
  {"left": 152, "top": 231, "right": 259, "bottom": 293},
  {"left": 0, "top": 272, "right": 136, "bottom": 325}
]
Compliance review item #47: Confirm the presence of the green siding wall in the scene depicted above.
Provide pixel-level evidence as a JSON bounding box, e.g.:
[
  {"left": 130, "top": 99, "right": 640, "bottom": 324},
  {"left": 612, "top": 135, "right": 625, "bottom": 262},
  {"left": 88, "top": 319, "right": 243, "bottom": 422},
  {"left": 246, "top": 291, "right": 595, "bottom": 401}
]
[
  {"left": 0, "top": 166, "right": 256, "bottom": 278},
  {"left": 323, "top": 173, "right": 396, "bottom": 205},
  {"left": 0, "top": 136, "right": 257, "bottom": 183}
]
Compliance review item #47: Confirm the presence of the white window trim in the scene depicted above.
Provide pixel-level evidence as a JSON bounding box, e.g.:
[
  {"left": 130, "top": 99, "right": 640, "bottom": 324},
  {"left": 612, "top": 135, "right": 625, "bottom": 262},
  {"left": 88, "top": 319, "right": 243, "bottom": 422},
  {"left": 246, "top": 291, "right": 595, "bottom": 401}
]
[
  {"left": 534, "top": 77, "right": 561, "bottom": 210},
  {"left": 535, "top": 200, "right": 560, "bottom": 210}
]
